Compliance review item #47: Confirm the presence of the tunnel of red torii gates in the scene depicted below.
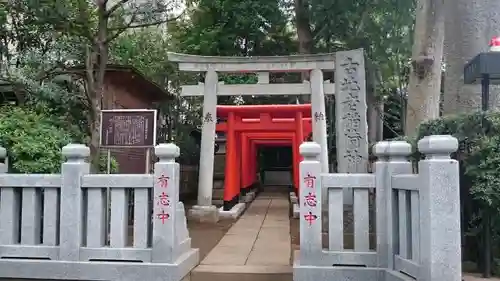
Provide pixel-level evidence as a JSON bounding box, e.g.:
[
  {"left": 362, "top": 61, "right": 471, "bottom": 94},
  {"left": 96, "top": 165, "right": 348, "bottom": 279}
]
[{"left": 215, "top": 104, "right": 313, "bottom": 210}]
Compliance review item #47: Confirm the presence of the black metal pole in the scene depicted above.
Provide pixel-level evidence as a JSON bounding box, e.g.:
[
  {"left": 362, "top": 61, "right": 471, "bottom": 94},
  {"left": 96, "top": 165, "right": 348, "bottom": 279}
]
[
  {"left": 481, "top": 74, "right": 491, "bottom": 278},
  {"left": 482, "top": 74, "right": 490, "bottom": 111},
  {"left": 483, "top": 212, "right": 491, "bottom": 278}
]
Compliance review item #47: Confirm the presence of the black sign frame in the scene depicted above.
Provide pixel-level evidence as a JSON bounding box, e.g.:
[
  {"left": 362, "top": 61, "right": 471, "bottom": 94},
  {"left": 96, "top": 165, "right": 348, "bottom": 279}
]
[{"left": 100, "top": 109, "right": 157, "bottom": 148}]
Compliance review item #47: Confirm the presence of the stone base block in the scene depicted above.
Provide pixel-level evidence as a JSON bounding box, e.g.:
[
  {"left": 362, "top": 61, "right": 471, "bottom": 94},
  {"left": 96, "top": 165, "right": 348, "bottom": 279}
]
[
  {"left": 212, "top": 199, "right": 224, "bottom": 206},
  {"left": 290, "top": 192, "right": 298, "bottom": 204},
  {"left": 188, "top": 205, "right": 219, "bottom": 223},
  {"left": 218, "top": 203, "right": 246, "bottom": 220},
  {"left": 293, "top": 251, "right": 388, "bottom": 281},
  {"left": 0, "top": 248, "right": 200, "bottom": 281},
  {"left": 319, "top": 232, "right": 376, "bottom": 249},
  {"left": 191, "top": 265, "right": 292, "bottom": 281},
  {"left": 292, "top": 203, "right": 300, "bottom": 219},
  {"left": 293, "top": 263, "right": 385, "bottom": 281},
  {"left": 243, "top": 191, "right": 256, "bottom": 203}
]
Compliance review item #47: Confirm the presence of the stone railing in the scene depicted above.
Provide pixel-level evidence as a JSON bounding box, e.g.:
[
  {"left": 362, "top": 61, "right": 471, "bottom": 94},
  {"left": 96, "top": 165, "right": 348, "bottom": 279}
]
[
  {"left": 0, "top": 143, "right": 198, "bottom": 281},
  {"left": 294, "top": 135, "right": 461, "bottom": 281}
]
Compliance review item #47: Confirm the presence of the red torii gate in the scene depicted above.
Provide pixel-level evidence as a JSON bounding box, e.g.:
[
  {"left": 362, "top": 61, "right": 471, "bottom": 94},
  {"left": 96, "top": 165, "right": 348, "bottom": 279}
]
[
  {"left": 216, "top": 104, "right": 312, "bottom": 210},
  {"left": 243, "top": 138, "right": 292, "bottom": 189},
  {"left": 242, "top": 132, "right": 297, "bottom": 189}
]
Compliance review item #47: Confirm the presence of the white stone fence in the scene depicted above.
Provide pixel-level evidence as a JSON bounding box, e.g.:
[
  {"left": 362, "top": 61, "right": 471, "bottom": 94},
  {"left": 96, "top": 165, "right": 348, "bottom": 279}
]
[
  {"left": 294, "top": 135, "right": 461, "bottom": 281},
  {"left": 0, "top": 143, "right": 198, "bottom": 281}
]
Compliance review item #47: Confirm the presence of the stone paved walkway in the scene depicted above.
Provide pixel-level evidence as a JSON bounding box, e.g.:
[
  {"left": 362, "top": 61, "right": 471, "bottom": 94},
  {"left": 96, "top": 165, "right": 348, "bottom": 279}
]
[
  {"left": 463, "top": 274, "right": 500, "bottom": 281},
  {"left": 190, "top": 191, "right": 292, "bottom": 281},
  {"left": 186, "top": 191, "right": 500, "bottom": 281}
]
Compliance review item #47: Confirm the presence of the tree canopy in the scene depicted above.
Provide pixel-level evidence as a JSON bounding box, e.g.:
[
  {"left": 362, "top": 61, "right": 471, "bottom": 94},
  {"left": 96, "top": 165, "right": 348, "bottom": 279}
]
[{"left": 1, "top": 0, "right": 415, "bottom": 166}]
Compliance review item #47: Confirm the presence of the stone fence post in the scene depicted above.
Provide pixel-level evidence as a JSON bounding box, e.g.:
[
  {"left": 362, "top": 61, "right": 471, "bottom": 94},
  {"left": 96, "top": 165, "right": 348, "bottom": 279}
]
[
  {"left": 59, "top": 144, "right": 89, "bottom": 261},
  {"left": 152, "top": 143, "right": 180, "bottom": 263},
  {"left": 373, "top": 140, "right": 412, "bottom": 269},
  {"left": 299, "top": 142, "right": 322, "bottom": 263},
  {"left": 417, "top": 135, "right": 461, "bottom": 281},
  {"left": 0, "top": 146, "right": 6, "bottom": 173},
  {"left": 0, "top": 146, "right": 10, "bottom": 245}
]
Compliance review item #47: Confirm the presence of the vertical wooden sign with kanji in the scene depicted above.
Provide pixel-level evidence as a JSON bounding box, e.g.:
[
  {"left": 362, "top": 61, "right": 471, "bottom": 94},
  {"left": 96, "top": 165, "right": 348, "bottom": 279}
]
[
  {"left": 299, "top": 142, "right": 322, "bottom": 259},
  {"left": 151, "top": 144, "right": 180, "bottom": 263}
]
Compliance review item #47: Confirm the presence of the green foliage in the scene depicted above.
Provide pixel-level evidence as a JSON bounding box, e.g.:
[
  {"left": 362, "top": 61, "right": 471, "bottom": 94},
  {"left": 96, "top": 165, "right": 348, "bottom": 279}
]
[
  {"left": 99, "top": 153, "right": 119, "bottom": 174},
  {"left": 221, "top": 74, "right": 258, "bottom": 85},
  {"left": 0, "top": 105, "right": 118, "bottom": 174},
  {"left": 2, "top": 0, "right": 417, "bottom": 170},
  {"left": 382, "top": 89, "right": 406, "bottom": 139},
  {"left": 176, "top": 132, "right": 200, "bottom": 165},
  {"left": 415, "top": 112, "right": 500, "bottom": 203},
  {"left": 170, "top": 0, "right": 300, "bottom": 106},
  {"left": 414, "top": 111, "right": 500, "bottom": 267},
  {"left": 174, "top": 0, "right": 295, "bottom": 56},
  {"left": 109, "top": 28, "right": 202, "bottom": 164},
  {"left": 109, "top": 28, "right": 174, "bottom": 87},
  {"left": 0, "top": 106, "right": 72, "bottom": 173},
  {"left": 8, "top": 68, "right": 89, "bottom": 141},
  {"left": 465, "top": 135, "right": 500, "bottom": 209},
  {"left": 416, "top": 111, "right": 498, "bottom": 158},
  {"left": 415, "top": 110, "right": 500, "bottom": 183},
  {"left": 311, "top": 0, "right": 415, "bottom": 88}
]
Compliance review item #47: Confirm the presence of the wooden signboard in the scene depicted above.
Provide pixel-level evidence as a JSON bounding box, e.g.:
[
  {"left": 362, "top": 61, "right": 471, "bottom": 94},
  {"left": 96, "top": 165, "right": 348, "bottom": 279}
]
[{"left": 100, "top": 109, "right": 157, "bottom": 148}]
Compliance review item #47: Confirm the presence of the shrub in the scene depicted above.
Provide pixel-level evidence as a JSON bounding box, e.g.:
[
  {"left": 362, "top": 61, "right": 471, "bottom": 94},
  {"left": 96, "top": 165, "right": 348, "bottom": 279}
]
[
  {"left": 414, "top": 110, "right": 500, "bottom": 273},
  {"left": 0, "top": 106, "right": 73, "bottom": 173},
  {"left": 0, "top": 105, "right": 118, "bottom": 174},
  {"left": 465, "top": 135, "right": 500, "bottom": 210},
  {"left": 415, "top": 111, "right": 500, "bottom": 206}
]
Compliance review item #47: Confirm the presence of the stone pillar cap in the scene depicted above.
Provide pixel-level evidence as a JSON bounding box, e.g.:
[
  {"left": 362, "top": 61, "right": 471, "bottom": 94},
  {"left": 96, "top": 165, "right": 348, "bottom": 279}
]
[
  {"left": 0, "top": 147, "right": 6, "bottom": 159},
  {"left": 300, "top": 142, "right": 321, "bottom": 158},
  {"left": 373, "top": 140, "right": 412, "bottom": 157},
  {"left": 418, "top": 135, "right": 458, "bottom": 155},
  {"left": 62, "top": 144, "right": 90, "bottom": 159},
  {"left": 155, "top": 143, "right": 180, "bottom": 159}
]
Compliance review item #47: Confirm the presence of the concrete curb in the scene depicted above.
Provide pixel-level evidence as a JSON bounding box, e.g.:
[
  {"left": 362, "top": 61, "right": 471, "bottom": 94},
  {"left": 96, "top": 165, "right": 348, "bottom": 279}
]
[{"left": 218, "top": 203, "right": 246, "bottom": 220}]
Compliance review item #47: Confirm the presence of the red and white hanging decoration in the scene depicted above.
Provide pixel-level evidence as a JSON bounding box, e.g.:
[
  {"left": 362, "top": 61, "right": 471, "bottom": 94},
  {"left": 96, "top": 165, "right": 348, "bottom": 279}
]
[{"left": 489, "top": 36, "right": 500, "bottom": 52}]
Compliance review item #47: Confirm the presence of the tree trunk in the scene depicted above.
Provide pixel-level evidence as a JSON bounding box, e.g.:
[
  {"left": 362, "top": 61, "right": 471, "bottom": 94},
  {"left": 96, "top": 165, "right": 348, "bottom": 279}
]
[
  {"left": 405, "top": 0, "right": 445, "bottom": 136},
  {"left": 89, "top": 95, "right": 102, "bottom": 172},
  {"left": 443, "top": 0, "right": 500, "bottom": 114},
  {"left": 366, "top": 59, "right": 383, "bottom": 143},
  {"left": 88, "top": 1, "right": 109, "bottom": 172},
  {"left": 294, "top": 0, "right": 313, "bottom": 56},
  {"left": 293, "top": 0, "right": 313, "bottom": 103}
]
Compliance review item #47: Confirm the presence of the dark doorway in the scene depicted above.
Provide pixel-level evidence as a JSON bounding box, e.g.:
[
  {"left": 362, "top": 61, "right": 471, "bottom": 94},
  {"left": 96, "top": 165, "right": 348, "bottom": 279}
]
[{"left": 258, "top": 146, "right": 293, "bottom": 186}]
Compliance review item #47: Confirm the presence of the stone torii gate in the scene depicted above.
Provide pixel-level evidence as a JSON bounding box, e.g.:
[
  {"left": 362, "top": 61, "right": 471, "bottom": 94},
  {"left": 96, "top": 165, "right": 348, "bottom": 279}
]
[{"left": 168, "top": 50, "right": 368, "bottom": 222}]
